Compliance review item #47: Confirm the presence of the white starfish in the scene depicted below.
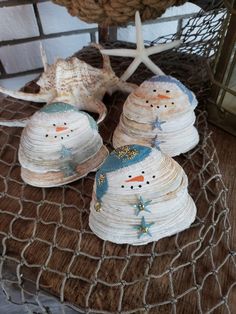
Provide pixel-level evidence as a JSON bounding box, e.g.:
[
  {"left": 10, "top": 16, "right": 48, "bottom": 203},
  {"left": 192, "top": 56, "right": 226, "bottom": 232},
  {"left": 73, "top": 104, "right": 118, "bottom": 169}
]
[{"left": 101, "top": 11, "right": 182, "bottom": 81}]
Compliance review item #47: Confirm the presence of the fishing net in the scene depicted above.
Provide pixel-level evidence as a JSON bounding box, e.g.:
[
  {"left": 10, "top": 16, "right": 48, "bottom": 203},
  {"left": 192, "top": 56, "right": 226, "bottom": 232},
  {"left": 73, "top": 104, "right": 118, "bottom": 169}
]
[{"left": 0, "top": 2, "right": 236, "bottom": 313}]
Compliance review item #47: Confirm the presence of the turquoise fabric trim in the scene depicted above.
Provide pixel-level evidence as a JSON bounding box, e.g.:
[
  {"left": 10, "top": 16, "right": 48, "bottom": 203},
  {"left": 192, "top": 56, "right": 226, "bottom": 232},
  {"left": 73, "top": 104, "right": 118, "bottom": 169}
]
[
  {"left": 96, "top": 145, "right": 152, "bottom": 200},
  {"left": 148, "top": 75, "right": 197, "bottom": 106},
  {"left": 40, "top": 102, "right": 98, "bottom": 130}
]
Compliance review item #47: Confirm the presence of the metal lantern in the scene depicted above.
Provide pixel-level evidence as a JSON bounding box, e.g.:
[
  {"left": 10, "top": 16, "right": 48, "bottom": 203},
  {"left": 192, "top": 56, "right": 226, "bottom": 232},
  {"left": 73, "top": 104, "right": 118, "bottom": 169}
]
[{"left": 208, "top": 1, "right": 236, "bottom": 135}]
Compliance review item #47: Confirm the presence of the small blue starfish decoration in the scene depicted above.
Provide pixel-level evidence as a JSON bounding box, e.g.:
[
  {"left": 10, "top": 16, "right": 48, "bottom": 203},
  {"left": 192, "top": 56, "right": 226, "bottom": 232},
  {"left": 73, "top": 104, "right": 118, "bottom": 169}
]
[
  {"left": 60, "top": 145, "right": 73, "bottom": 159},
  {"left": 151, "top": 136, "right": 165, "bottom": 151},
  {"left": 152, "top": 117, "right": 166, "bottom": 131},
  {"left": 133, "top": 196, "right": 152, "bottom": 216},
  {"left": 134, "top": 216, "right": 155, "bottom": 239},
  {"left": 63, "top": 163, "right": 76, "bottom": 177}
]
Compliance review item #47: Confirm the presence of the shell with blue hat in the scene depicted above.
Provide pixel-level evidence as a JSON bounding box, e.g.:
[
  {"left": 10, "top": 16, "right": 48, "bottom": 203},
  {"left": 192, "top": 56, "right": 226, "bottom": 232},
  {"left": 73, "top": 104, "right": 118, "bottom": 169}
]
[
  {"left": 113, "top": 75, "right": 199, "bottom": 157},
  {"left": 89, "top": 145, "right": 197, "bottom": 245},
  {"left": 19, "top": 102, "right": 108, "bottom": 187}
]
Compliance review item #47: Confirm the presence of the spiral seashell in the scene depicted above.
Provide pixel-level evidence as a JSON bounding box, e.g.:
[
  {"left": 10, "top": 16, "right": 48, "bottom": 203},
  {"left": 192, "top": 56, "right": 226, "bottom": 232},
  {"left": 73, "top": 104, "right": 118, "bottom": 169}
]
[
  {"left": 113, "top": 75, "right": 199, "bottom": 156},
  {"left": 0, "top": 44, "right": 137, "bottom": 124},
  {"left": 17, "top": 102, "right": 108, "bottom": 187},
  {"left": 89, "top": 145, "right": 196, "bottom": 245}
]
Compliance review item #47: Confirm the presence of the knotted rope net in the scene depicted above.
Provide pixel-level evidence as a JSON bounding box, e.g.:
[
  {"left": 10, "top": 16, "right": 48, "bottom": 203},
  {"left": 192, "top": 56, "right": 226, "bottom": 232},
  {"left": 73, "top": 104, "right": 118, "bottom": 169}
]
[
  {"left": 0, "top": 2, "right": 236, "bottom": 313},
  {"left": 52, "top": 0, "right": 187, "bottom": 26}
]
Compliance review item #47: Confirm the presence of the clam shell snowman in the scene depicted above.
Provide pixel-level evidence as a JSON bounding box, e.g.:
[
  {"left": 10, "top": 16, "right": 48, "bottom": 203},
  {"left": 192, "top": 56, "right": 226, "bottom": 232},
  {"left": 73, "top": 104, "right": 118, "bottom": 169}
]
[
  {"left": 9, "top": 102, "right": 108, "bottom": 187},
  {"left": 89, "top": 145, "right": 196, "bottom": 245},
  {"left": 113, "top": 75, "right": 199, "bottom": 157}
]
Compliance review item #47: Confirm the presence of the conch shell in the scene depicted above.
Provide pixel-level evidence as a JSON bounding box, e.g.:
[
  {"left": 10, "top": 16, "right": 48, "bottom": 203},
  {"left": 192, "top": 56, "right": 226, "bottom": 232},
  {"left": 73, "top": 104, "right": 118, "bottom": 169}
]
[
  {"left": 113, "top": 75, "right": 199, "bottom": 156},
  {"left": 3, "top": 102, "right": 109, "bottom": 187},
  {"left": 89, "top": 145, "right": 196, "bottom": 245},
  {"left": 0, "top": 44, "right": 137, "bottom": 123}
]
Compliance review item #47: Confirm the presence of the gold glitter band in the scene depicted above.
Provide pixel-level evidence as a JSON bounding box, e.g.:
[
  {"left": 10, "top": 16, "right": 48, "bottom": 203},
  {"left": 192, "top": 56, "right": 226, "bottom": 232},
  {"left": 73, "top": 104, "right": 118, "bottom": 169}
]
[
  {"left": 98, "top": 174, "right": 106, "bottom": 186},
  {"left": 115, "top": 146, "right": 138, "bottom": 160}
]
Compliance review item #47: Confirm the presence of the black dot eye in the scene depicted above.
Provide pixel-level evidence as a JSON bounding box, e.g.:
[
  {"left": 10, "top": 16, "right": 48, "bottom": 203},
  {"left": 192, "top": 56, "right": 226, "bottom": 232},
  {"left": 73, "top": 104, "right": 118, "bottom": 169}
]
[
  {"left": 64, "top": 122, "right": 67, "bottom": 125},
  {"left": 172, "top": 102, "right": 175, "bottom": 105},
  {"left": 153, "top": 89, "right": 157, "bottom": 92},
  {"left": 165, "top": 105, "right": 167, "bottom": 108},
  {"left": 146, "top": 181, "right": 150, "bottom": 184},
  {"left": 166, "top": 90, "right": 170, "bottom": 93},
  {"left": 129, "top": 175, "right": 132, "bottom": 178},
  {"left": 67, "top": 134, "right": 69, "bottom": 137},
  {"left": 54, "top": 136, "right": 57, "bottom": 138},
  {"left": 150, "top": 104, "right": 153, "bottom": 107},
  {"left": 142, "top": 171, "right": 145, "bottom": 174},
  {"left": 121, "top": 185, "right": 124, "bottom": 188},
  {"left": 131, "top": 186, "right": 133, "bottom": 189},
  {"left": 138, "top": 185, "right": 142, "bottom": 188},
  {"left": 146, "top": 100, "right": 149, "bottom": 103},
  {"left": 45, "top": 134, "right": 48, "bottom": 137},
  {"left": 71, "top": 130, "right": 73, "bottom": 132},
  {"left": 157, "top": 106, "right": 160, "bottom": 109},
  {"left": 153, "top": 175, "right": 156, "bottom": 178},
  {"left": 61, "top": 137, "right": 63, "bottom": 140},
  {"left": 53, "top": 124, "right": 56, "bottom": 126}
]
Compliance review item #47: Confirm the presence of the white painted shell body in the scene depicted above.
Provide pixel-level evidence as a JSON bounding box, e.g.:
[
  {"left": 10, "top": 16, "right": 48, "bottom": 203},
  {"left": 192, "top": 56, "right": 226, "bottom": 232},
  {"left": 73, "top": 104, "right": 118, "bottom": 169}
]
[
  {"left": 19, "top": 102, "right": 108, "bottom": 187},
  {"left": 113, "top": 75, "right": 199, "bottom": 156},
  {"left": 89, "top": 145, "right": 196, "bottom": 245}
]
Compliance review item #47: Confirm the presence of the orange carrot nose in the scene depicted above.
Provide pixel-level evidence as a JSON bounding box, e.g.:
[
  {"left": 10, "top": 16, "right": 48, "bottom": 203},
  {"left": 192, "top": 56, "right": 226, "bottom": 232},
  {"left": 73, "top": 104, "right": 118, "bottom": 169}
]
[
  {"left": 157, "top": 94, "right": 171, "bottom": 99},
  {"left": 125, "top": 175, "right": 144, "bottom": 183},
  {"left": 56, "top": 126, "right": 68, "bottom": 132}
]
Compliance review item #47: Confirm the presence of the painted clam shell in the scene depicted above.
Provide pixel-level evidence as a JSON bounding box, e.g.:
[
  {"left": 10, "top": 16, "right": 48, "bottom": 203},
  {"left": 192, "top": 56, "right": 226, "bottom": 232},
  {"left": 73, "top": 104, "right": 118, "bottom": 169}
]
[
  {"left": 19, "top": 102, "right": 108, "bottom": 187},
  {"left": 89, "top": 145, "right": 196, "bottom": 245},
  {"left": 113, "top": 75, "right": 199, "bottom": 157}
]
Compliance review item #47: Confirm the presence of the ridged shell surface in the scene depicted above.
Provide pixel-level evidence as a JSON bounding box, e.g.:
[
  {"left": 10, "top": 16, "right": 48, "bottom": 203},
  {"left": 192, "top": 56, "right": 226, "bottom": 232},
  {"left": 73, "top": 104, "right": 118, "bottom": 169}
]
[
  {"left": 113, "top": 75, "right": 199, "bottom": 156},
  {"left": 0, "top": 45, "right": 137, "bottom": 124},
  {"left": 89, "top": 145, "right": 196, "bottom": 245},
  {"left": 19, "top": 102, "right": 108, "bottom": 187},
  {"left": 38, "top": 57, "right": 108, "bottom": 102}
]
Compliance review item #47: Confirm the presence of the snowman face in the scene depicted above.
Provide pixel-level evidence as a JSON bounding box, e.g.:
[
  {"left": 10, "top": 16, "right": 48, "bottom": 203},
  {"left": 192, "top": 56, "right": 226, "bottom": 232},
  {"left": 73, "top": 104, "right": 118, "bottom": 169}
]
[
  {"left": 43, "top": 113, "right": 76, "bottom": 141},
  {"left": 44, "top": 119, "right": 74, "bottom": 140},
  {"left": 120, "top": 170, "right": 157, "bottom": 190},
  {"left": 135, "top": 80, "right": 190, "bottom": 117},
  {"left": 106, "top": 155, "right": 158, "bottom": 192},
  {"left": 31, "top": 110, "right": 79, "bottom": 142}
]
